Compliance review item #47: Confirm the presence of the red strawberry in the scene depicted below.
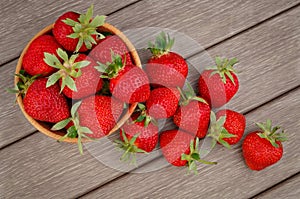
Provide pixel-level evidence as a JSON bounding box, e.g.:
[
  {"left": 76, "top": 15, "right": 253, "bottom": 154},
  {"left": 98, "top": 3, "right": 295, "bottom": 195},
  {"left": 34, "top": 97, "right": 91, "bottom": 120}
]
[
  {"left": 89, "top": 35, "right": 133, "bottom": 65},
  {"left": 59, "top": 54, "right": 103, "bottom": 99},
  {"left": 146, "top": 32, "right": 188, "bottom": 88},
  {"left": 22, "top": 35, "right": 62, "bottom": 76},
  {"left": 160, "top": 129, "right": 216, "bottom": 173},
  {"left": 242, "top": 120, "right": 287, "bottom": 171},
  {"left": 44, "top": 48, "right": 102, "bottom": 98},
  {"left": 173, "top": 84, "right": 210, "bottom": 138},
  {"left": 77, "top": 95, "right": 123, "bottom": 138},
  {"left": 115, "top": 113, "right": 159, "bottom": 164},
  {"left": 53, "top": 5, "right": 106, "bottom": 52},
  {"left": 23, "top": 78, "right": 70, "bottom": 123},
  {"left": 198, "top": 57, "right": 239, "bottom": 108},
  {"left": 95, "top": 52, "right": 150, "bottom": 103},
  {"left": 146, "top": 87, "right": 180, "bottom": 119},
  {"left": 207, "top": 110, "right": 245, "bottom": 148}
]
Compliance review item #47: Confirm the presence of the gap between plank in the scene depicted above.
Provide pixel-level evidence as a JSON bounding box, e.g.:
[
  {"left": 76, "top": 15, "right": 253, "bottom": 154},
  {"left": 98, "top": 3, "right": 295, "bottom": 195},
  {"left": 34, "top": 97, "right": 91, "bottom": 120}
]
[
  {"left": 250, "top": 172, "right": 300, "bottom": 198},
  {"left": 76, "top": 85, "right": 300, "bottom": 198},
  {"left": 185, "top": 1, "right": 300, "bottom": 60}
]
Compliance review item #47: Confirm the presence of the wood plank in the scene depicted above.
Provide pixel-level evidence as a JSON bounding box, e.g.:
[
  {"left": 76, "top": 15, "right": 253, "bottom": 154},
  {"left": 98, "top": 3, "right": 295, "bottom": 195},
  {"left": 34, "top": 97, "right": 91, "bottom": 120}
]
[
  {"left": 80, "top": 87, "right": 300, "bottom": 199},
  {"left": 254, "top": 174, "right": 300, "bottom": 199},
  {"left": 1, "top": 2, "right": 299, "bottom": 199},
  {"left": 0, "top": 0, "right": 139, "bottom": 65},
  {"left": 0, "top": 60, "right": 36, "bottom": 148},
  {"left": 107, "top": 0, "right": 300, "bottom": 56},
  {"left": 0, "top": 133, "right": 125, "bottom": 199},
  {"left": 1, "top": 1, "right": 300, "bottom": 148}
]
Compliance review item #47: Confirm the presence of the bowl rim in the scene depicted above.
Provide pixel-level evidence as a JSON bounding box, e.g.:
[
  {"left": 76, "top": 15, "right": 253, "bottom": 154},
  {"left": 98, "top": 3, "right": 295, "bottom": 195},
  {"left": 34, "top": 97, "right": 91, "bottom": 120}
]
[{"left": 15, "top": 23, "right": 140, "bottom": 143}]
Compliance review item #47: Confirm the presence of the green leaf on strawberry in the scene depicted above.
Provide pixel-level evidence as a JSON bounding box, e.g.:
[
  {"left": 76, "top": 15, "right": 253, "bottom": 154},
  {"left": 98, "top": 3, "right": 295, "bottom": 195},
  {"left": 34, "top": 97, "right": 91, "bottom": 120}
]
[
  {"left": 207, "top": 111, "right": 237, "bottom": 149},
  {"left": 207, "top": 56, "right": 238, "bottom": 84},
  {"left": 44, "top": 48, "right": 90, "bottom": 92},
  {"left": 114, "top": 129, "right": 148, "bottom": 166},
  {"left": 62, "top": 4, "right": 106, "bottom": 52},
  {"left": 256, "top": 119, "right": 287, "bottom": 148},
  {"left": 51, "top": 101, "right": 95, "bottom": 154},
  {"left": 148, "top": 31, "right": 175, "bottom": 57},
  {"left": 181, "top": 138, "right": 217, "bottom": 175},
  {"left": 6, "top": 70, "right": 41, "bottom": 98}
]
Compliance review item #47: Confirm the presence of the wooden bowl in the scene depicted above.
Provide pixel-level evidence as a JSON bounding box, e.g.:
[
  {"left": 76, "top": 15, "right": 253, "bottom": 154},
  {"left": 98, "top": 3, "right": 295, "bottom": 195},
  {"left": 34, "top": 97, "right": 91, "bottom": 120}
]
[{"left": 15, "top": 23, "right": 141, "bottom": 143}]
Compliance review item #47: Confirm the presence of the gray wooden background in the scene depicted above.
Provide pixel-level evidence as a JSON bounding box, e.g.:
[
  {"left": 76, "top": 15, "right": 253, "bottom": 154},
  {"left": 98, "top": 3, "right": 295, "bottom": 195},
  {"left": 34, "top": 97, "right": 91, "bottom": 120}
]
[{"left": 0, "top": 0, "right": 299, "bottom": 198}]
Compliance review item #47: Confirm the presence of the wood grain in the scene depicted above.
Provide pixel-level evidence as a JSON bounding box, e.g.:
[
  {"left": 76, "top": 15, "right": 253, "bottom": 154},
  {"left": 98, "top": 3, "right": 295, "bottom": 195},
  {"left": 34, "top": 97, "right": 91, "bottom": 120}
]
[
  {"left": 0, "top": 60, "right": 36, "bottom": 149},
  {"left": 0, "top": 1, "right": 299, "bottom": 198},
  {"left": 107, "top": 0, "right": 300, "bottom": 55},
  {"left": 0, "top": 0, "right": 139, "bottom": 65},
  {"left": 254, "top": 174, "right": 300, "bottom": 199},
  {"left": 80, "top": 87, "right": 300, "bottom": 199}
]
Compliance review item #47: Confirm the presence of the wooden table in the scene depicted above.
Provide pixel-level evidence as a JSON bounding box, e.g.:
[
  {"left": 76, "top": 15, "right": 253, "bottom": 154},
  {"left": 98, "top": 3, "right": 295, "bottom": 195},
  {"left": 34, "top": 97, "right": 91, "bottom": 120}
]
[{"left": 1, "top": 1, "right": 299, "bottom": 198}]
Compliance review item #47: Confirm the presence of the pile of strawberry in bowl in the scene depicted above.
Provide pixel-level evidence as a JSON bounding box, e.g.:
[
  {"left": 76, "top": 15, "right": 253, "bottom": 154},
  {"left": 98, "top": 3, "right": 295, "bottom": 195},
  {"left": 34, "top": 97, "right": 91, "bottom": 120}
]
[{"left": 11, "top": 5, "right": 287, "bottom": 174}]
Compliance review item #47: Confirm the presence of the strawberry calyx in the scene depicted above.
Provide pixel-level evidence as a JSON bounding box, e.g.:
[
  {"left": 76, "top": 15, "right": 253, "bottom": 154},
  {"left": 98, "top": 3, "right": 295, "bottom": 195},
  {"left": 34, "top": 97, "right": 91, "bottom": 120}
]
[
  {"left": 181, "top": 138, "right": 217, "bottom": 175},
  {"left": 207, "top": 111, "right": 237, "bottom": 149},
  {"left": 114, "top": 129, "right": 148, "bottom": 166},
  {"left": 177, "top": 83, "right": 208, "bottom": 106},
  {"left": 95, "top": 50, "right": 126, "bottom": 79},
  {"left": 134, "top": 103, "right": 158, "bottom": 127},
  {"left": 7, "top": 70, "right": 40, "bottom": 98},
  {"left": 256, "top": 119, "right": 287, "bottom": 148},
  {"left": 51, "top": 101, "right": 95, "bottom": 154},
  {"left": 148, "top": 31, "right": 175, "bottom": 57},
  {"left": 206, "top": 56, "right": 238, "bottom": 84},
  {"left": 63, "top": 4, "right": 106, "bottom": 52},
  {"left": 44, "top": 48, "right": 91, "bottom": 92}
]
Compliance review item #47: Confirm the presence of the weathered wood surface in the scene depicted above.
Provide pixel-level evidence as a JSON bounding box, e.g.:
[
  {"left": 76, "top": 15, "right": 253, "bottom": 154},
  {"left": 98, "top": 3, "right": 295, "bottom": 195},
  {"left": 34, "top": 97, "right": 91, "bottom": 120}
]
[
  {"left": 1, "top": 0, "right": 299, "bottom": 148},
  {"left": 0, "top": 0, "right": 139, "bottom": 65},
  {"left": 81, "top": 87, "right": 300, "bottom": 199},
  {"left": 254, "top": 174, "right": 300, "bottom": 199},
  {"left": 0, "top": 0, "right": 299, "bottom": 198}
]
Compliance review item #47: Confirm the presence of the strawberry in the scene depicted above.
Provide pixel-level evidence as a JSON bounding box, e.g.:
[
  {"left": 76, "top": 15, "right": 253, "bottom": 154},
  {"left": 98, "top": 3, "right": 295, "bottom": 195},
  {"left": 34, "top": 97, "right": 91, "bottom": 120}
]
[
  {"left": 208, "top": 110, "right": 246, "bottom": 149},
  {"left": 44, "top": 48, "right": 102, "bottom": 98},
  {"left": 23, "top": 78, "right": 70, "bottom": 123},
  {"left": 146, "top": 87, "right": 180, "bottom": 119},
  {"left": 22, "top": 35, "right": 62, "bottom": 76},
  {"left": 242, "top": 120, "right": 287, "bottom": 171},
  {"left": 95, "top": 52, "right": 150, "bottom": 103},
  {"left": 198, "top": 57, "right": 239, "bottom": 108},
  {"left": 160, "top": 129, "right": 216, "bottom": 174},
  {"left": 146, "top": 31, "right": 188, "bottom": 88},
  {"left": 77, "top": 95, "right": 123, "bottom": 138},
  {"left": 115, "top": 113, "right": 159, "bottom": 164},
  {"left": 89, "top": 35, "right": 133, "bottom": 65},
  {"left": 173, "top": 84, "right": 210, "bottom": 138},
  {"left": 53, "top": 5, "right": 106, "bottom": 52}
]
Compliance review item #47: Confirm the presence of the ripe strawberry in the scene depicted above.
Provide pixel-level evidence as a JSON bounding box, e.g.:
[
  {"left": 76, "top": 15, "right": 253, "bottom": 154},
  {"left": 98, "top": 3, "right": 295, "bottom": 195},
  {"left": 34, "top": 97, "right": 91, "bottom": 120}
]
[
  {"left": 89, "top": 35, "right": 133, "bottom": 65},
  {"left": 95, "top": 52, "right": 150, "bottom": 103},
  {"left": 53, "top": 5, "right": 106, "bottom": 52},
  {"left": 23, "top": 78, "right": 70, "bottom": 123},
  {"left": 146, "top": 87, "right": 180, "bottom": 119},
  {"left": 198, "top": 57, "right": 239, "bottom": 108},
  {"left": 146, "top": 32, "right": 188, "bottom": 88},
  {"left": 115, "top": 113, "right": 159, "bottom": 164},
  {"left": 242, "top": 120, "right": 287, "bottom": 171},
  {"left": 44, "top": 48, "right": 102, "bottom": 98},
  {"left": 208, "top": 110, "right": 246, "bottom": 149},
  {"left": 173, "top": 84, "right": 210, "bottom": 138},
  {"left": 77, "top": 95, "right": 123, "bottom": 138},
  {"left": 160, "top": 129, "right": 216, "bottom": 174},
  {"left": 22, "top": 35, "right": 62, "bottom": 76}
]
